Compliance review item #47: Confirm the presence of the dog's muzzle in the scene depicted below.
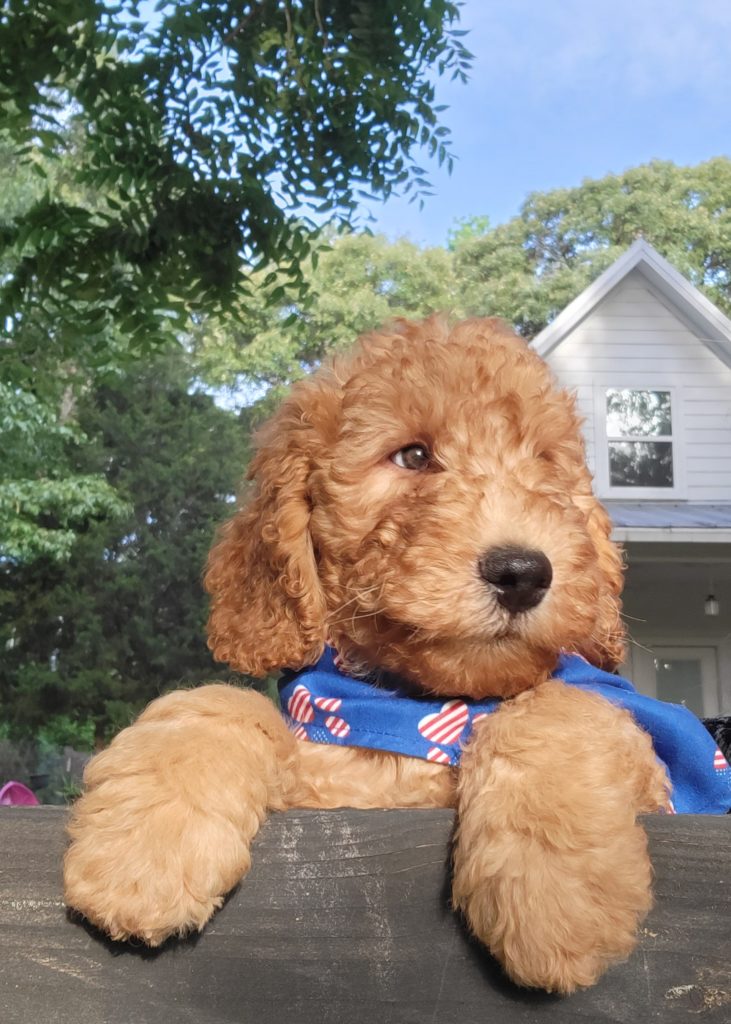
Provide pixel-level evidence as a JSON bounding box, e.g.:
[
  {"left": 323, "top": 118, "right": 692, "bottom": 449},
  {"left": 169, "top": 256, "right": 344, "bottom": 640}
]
[{"left": 478, "top": 546, "right": 553, "bottom": 614}]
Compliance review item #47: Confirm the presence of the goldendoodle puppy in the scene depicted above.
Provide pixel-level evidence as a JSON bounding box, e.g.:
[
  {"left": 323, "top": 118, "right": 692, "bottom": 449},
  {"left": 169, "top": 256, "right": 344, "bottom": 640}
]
[{"left": 65, "top": 317, "right": 705, "bottom": 993}]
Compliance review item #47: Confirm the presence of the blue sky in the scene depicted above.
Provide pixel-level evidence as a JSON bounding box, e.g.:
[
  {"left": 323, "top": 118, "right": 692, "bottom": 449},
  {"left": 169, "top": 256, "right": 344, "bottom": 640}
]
[{"left": 363, "top": 0, "right": 731, "bottom": 247}]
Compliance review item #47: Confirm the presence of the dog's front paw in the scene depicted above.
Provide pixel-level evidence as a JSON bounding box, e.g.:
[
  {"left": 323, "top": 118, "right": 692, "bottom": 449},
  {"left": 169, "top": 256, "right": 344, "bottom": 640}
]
[
  {"left": 64, "top": 786, "right": 256, "bottom": 944},
  {"left": 453, "top": 680, "right": 667, "bottom": 993},
  {"left": 63, "top": 685, "right": 294, "bottom": 944},
  {"left": 453, "top": 818, "right": 653, "bottom": 993}
]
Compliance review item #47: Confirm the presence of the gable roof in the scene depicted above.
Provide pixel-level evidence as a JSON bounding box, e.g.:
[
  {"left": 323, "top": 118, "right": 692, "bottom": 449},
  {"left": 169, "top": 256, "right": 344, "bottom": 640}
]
[{"left": 532, "top": 239, "right": 731, "bottom": 370}]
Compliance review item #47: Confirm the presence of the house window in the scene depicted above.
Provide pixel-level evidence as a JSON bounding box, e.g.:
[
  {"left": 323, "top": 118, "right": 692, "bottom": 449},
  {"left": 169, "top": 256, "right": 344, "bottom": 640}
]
[{"left": 605, "top": 389, "right": 674, "bottom": 488}]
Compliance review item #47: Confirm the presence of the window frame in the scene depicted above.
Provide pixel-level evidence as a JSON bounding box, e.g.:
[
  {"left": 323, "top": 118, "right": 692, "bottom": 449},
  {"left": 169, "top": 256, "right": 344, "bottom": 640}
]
[{"left": 592, "top": 381, "right": 686, "bottom": 499}]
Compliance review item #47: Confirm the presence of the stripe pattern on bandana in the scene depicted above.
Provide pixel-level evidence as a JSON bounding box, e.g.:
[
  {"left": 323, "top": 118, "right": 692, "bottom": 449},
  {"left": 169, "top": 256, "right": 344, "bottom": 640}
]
[{"left": 278, "top": 648, "right": 731, "bottom": 815}]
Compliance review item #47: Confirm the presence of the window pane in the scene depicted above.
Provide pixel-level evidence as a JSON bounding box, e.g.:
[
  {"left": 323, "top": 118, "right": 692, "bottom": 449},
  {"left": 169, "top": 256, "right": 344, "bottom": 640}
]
[
  {"left": 654, "top": 658, "right": 703, "bottom": 717},
  {"left": 606, "top": 390, "right": 672, "bottom": 437},
  {"left": 609, "top": 441, "right": 674, "bottom": 486}
]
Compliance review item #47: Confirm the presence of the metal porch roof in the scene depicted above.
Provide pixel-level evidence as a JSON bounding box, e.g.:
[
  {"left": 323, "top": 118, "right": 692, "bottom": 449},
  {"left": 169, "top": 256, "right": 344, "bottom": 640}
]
[{"left": 604, "top": 502, "right": 731, "bottom": 530}]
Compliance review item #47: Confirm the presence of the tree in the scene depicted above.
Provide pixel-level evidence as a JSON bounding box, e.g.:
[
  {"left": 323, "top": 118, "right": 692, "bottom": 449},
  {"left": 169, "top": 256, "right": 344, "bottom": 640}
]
[
  {"left": 0, "top": 1, "right": 471, "bottom": 343},
  {"left": 446, "top": 213, "right": 490, "bottom": 250},
  {"left": 0, "top": 141, "right": 129, "bottom": 563},
  {"left": 0, "top": 383, "right": 130, "bottom": 563},
  {"left": 453, "top": 158, "right": 731, "bottom": 337},
  {"left": 189, "top": 230, "right": 462, "bottom": 407},
  {"left": 189, "top": 159, "right": 731, "bottom": 406},
  {"left": 0, "top": 348, "right": 250, "bottom": 742}
]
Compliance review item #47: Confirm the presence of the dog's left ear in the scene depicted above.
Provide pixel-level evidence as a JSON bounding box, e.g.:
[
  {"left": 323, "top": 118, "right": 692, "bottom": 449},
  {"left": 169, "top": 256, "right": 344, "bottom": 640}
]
[
  {"left": 204, "top": 385, "right": 330, "bottom": 676},
  {"left": 572, "top": 492, "right": 626, "bottom": 671}
]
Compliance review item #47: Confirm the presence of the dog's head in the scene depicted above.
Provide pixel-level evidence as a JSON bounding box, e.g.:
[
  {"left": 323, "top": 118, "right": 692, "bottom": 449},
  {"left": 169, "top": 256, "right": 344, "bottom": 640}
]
[{"left": 205, "top": 317, "right": 624, "bottom": 698}]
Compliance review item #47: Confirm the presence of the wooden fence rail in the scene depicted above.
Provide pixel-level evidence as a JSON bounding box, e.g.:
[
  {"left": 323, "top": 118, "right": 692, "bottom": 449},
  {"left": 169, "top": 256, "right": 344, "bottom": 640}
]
[{"left": 1, "top": 807, "right": 729, "bottom": 1023}]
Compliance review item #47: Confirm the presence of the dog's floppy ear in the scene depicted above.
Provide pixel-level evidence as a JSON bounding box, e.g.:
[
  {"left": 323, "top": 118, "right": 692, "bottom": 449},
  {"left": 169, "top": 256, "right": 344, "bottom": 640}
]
[
  {"left": 205, "top": 388, "right": 329, "bottom": 676},
  {"left": 572, "top": 492, "right": 626, "bottom": 671}
]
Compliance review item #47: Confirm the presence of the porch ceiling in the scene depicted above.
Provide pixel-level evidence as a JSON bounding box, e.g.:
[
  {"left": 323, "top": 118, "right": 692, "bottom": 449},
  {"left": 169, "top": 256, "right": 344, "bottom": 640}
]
[{"left": 621, "top": 541, "right": 731, "bottom": 640}]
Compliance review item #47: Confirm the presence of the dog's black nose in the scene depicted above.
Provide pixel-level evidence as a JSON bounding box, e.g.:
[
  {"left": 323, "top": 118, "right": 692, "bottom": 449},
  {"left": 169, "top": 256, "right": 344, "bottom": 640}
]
[{"left": 478, "top": 546, "right": 553, "bottom": 614}]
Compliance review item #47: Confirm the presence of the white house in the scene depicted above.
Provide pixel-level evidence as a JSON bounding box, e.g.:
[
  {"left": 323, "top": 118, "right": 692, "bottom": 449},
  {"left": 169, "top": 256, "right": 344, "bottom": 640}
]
[{"left": 533, "top": 240, "right": 731, "bottom": 716}]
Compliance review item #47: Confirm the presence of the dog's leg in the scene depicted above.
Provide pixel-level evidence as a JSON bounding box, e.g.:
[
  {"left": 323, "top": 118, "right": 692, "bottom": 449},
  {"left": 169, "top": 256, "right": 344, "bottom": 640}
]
[
  {"left": 64, "top": 684, "right": 297, "bottom": 944},
  {"left": 452, "top": 680, "right": 669, "bottom": 993},
  {"left": 289, "top": 743, "right": 457, "bottom": 809}
]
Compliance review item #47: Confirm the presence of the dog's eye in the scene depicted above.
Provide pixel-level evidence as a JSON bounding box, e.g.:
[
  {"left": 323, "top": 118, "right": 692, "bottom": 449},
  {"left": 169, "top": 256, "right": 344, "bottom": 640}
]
[{"left": 390, "top": 444, "right": 432, "bottom": 471}]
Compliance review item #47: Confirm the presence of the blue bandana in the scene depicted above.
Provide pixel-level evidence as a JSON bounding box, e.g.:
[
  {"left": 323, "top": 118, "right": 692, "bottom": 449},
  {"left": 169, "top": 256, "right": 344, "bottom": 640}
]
[{"left": 279, "top": 649, "right": 731, "bottom": 815}]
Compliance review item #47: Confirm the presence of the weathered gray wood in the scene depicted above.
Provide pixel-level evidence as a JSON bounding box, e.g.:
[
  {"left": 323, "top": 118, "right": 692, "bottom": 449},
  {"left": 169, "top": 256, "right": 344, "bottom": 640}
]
[{"left": 0, "top": 808, "right": 729, "bottom": 1023}]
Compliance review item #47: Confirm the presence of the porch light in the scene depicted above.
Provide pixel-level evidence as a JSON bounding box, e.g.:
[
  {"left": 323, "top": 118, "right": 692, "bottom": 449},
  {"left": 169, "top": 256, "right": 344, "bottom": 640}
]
[{"left": 704, "top": 593, "right": 720, "bottom": 617}]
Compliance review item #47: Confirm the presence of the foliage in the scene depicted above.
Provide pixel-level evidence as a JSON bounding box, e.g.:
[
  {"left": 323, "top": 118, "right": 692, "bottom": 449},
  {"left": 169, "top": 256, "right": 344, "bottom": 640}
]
[
  {"left": 189, "top": 159, "right": 731, "bottom": 407},
  {"left": 0, "top": 1, "right": 471, "bottom": 343},
  {"left": 0, "top": 348, "right": 250, "bottom": 741},
  {"left": 446, "top": 213, "right": 490, "bottom": 249},
  {"left": 190, "top": 230, "right": 462, "bottom": 406},
  {"left": 0, "top": 381, "right": 131, "bottom": 561},
  {"left": 0, "top": 473, "right": 130, "bottom": 564},
  {"left": 0, "top": 144, "right": 131, "bottom": 562},
  {"left": 6, "top": 153, "right": 731, "bottom": 747},
  {"left": 36, "top": 715, "right": 96, "bottom": 752},
  {"left": 453, "top": 158, "right": 731, "bottom": 336}
]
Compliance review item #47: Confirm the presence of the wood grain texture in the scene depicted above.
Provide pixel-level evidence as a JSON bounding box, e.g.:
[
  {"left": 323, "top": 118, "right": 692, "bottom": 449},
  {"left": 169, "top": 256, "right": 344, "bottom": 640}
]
[{"left": 1, "top": 808, "right": 729, "bottom": 1024}]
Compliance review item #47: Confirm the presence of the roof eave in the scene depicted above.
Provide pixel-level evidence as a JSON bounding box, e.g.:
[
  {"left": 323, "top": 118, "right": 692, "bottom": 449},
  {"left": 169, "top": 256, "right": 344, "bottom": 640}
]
[
  {"left": 612, "top": 527, "right": 731, "bottom": 544},
  {"left": 531, "top": 239, "right": 731, "bottom": 370}
]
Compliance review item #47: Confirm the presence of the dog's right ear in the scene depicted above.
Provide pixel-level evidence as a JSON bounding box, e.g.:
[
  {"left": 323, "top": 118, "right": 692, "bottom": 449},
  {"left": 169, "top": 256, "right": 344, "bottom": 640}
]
[{"left": 204, "top": 388, "right": 329, "bottom": 676}]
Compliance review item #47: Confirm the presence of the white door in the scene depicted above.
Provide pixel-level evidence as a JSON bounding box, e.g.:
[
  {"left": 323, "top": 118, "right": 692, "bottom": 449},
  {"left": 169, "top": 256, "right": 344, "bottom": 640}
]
[{"left": 627, "top": 645, "right": 720, "bottom": 718}]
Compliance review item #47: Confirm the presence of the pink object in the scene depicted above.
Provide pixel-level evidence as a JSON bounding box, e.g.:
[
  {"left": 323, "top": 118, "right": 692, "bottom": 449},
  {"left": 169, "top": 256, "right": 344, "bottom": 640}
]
[{"left": 0, "top": 781, "right": 39, "bottom": 806}]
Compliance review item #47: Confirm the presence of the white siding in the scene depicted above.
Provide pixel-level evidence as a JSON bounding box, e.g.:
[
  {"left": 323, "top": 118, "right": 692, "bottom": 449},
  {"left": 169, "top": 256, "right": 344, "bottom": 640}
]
[{"left": 545, "top": 270, "right": 731, "bottom": 501}]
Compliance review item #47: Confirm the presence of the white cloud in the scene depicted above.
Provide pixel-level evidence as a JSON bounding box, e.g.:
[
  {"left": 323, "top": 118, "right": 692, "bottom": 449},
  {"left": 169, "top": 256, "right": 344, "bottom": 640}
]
[{"left": 460, "top": 0, "right": 731, "bottom": 102}]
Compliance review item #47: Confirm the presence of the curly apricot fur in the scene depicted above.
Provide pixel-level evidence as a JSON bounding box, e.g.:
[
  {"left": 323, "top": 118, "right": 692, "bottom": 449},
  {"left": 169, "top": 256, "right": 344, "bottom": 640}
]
[{"left": 65, "top": 317, "right": 668, "bottom": 994}]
